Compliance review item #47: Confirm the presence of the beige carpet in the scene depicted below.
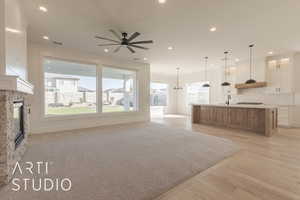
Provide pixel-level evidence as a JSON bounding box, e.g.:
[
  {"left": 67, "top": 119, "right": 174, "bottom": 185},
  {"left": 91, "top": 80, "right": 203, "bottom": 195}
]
[{"left": 0, "top": 122, "right": 238, "bottom": 200}]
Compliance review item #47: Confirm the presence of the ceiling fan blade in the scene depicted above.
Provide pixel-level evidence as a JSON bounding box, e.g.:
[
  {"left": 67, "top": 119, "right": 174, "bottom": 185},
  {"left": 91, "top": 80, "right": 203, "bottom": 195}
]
[
  {"left": 109, "top": 29, "right": 122, "bottom": 40},
  {"left": 114, "top": 46, "right": 122, "bottom": 53},
  {"left": 129, "top": 44, "right": 149, "bottom": 50},
  {"left": 127, "top": 46, "right": 136, "bottom": 53},
  {"left": 95, "top": 36, "right": 120, "bottom": 43},
  {"left": 127, "top": 32, "right": 140, "bottom": 42},
  {"left": 130, "top": 40, "right": 153, "bottom": 44},
  {"left": 98, "top": 44, "right": 121, "bottom": 46}
]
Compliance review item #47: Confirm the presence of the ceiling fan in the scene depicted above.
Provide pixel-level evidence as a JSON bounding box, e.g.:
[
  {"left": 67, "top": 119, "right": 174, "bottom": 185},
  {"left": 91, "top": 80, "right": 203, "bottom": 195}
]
[{"left": 95, "top": 29, "right": 154, "bottom": 53}]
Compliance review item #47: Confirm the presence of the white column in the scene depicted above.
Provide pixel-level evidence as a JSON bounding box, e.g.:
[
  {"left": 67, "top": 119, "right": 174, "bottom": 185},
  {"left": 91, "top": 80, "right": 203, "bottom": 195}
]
[
  {"left": 123, "top": 75, "right": 130, "bottom": 111},
  {"left": 132, "top": 74, "right": 137, "bottom": 111}
]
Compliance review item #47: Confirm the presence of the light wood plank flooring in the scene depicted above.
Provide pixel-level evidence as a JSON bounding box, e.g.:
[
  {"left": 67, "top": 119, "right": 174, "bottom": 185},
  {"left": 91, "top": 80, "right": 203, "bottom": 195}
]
[{"left": 153, "top": 115, "right": 300, "bottom": 200}]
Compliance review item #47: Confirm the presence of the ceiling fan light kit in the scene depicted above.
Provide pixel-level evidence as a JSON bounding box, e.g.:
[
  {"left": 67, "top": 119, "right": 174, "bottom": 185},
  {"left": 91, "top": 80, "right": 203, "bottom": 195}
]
[
  {"left": 245, "top": 44, "right": 257, "bottom": 84},
  {"left": 95, "top": 29, "right": 153, "bottom": 53}
]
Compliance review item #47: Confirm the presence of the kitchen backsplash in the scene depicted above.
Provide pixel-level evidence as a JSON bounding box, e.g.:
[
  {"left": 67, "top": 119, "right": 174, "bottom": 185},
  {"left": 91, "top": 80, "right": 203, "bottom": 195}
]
[
  {"left": 229, "top": 87, "right": 296, "bottom": 106},
  {"left": 231, "top": 94, "right": 294, "bottom": 105}
]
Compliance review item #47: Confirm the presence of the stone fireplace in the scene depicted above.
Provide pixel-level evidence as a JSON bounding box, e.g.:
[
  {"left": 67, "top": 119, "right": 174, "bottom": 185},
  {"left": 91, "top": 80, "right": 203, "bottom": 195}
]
[
  {"left": 0, "top": 76, "right": 33, "bottom": 186},
  {"left": 13, "top": 100, "right": 25, "bottom": 149}
]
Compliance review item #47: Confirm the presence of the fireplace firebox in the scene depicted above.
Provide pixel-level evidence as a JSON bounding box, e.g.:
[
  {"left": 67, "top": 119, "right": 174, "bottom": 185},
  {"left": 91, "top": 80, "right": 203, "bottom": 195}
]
[{"left": 14, "top": 101, "right": 25, "bottom": 149}]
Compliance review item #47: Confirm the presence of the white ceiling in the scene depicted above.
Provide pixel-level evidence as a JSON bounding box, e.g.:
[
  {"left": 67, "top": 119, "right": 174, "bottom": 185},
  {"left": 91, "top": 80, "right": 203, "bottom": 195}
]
[{"left": 22, "top": 0, "right": 300, "bottom": 75}]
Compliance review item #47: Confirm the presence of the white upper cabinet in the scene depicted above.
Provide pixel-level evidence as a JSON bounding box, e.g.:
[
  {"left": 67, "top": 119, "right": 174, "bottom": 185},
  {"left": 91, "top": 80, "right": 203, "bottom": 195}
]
[{"left": 266, "top": 55, "right": 294, "bottom": 94}]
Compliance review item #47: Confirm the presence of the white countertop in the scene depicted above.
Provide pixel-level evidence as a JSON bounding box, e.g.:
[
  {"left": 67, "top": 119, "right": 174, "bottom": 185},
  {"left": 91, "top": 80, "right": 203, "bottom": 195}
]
[{"left": 191, "top": 104, "right": 278, "bottom": 109}]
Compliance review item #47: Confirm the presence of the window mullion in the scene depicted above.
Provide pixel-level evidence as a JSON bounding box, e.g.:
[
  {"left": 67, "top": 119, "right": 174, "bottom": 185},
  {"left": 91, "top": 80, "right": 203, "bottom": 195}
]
[{"left": 97, "top": 65, "right": 103, "bottom": 113}]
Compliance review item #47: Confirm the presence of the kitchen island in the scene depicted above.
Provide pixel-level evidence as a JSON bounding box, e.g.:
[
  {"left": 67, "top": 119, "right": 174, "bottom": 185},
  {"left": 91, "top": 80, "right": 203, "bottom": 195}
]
[{"left": 192, "top": 104, "right": 278, "bottom": 137}]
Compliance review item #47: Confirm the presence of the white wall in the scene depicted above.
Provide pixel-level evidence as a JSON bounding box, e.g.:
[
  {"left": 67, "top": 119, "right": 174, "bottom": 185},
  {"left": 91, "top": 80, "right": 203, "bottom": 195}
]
[
  {"left": 5, "top": 0, "right": 28, "bottom": 80},
  {"left": 294, "top": 54, "right": 300, "bottom": 94},
  {"left": 151, "top": 73, "right": 177, "bottom": 114},
  {"left": 28, "top": 43, "right": 150, "bottom": 134},
  {"left": 0, "top": 0, "right": 5, "bottom": 75},
  {"left": 176, "top": 67, "right": 223, "bottom": 115},
  {"left": 234, "top": 57, "right": 266, "bottom": 84}
]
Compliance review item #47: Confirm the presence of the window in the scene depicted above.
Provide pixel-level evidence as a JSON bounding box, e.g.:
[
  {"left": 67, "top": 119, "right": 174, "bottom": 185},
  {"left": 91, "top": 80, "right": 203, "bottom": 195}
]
[
  {"left": 186, "top": 82, "right": 210, "bottom": 105},
  {"left": 102, "top": 67, "right": 137, "bottom": 112},
  {"left": 150, "top": 83, "right": 168, "bottom": 106},
  {"left": 150, "top": 82, "right": 168, "bottom": 117},
  {"left": 44, "top": 58, "right": 97, "bottom": 116}
]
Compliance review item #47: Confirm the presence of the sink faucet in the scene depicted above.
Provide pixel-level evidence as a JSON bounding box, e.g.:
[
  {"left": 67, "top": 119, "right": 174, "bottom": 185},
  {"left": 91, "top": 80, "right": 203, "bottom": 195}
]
[{"left": 226, "top": 94, "right": 231, "bottom": 105}]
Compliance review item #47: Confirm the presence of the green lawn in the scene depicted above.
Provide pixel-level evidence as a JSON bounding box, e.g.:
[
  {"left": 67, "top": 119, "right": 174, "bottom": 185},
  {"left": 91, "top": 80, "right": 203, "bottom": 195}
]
[{"left": 46, "top": 106, "right": 124, "bottom": 115}]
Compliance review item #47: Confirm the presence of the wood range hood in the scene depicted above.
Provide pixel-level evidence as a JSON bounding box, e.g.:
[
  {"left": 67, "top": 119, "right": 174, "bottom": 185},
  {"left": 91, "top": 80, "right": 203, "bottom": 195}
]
[{"left": 235, "top": 82, "right": 267, "bottom": 89}]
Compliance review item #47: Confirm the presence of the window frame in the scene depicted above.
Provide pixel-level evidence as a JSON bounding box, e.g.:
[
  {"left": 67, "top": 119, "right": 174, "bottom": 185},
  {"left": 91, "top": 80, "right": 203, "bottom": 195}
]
[
  {"left": 101, "top": 65, "right": 139, "bottom": 113},
  {"left": 41, "top": 56, "right": 140, "bottom": 121},
  {"left": 42, "top": 57, "right": 99, "bottom": 118}
]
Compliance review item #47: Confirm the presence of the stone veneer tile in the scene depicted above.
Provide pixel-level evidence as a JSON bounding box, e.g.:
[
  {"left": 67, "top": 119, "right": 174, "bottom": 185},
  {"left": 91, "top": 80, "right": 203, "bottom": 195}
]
[
  {"left": 0, "top": 90, "right": 29, "bottom": 186},
  {"left": 0, "top": 163, "right": 6, "bottom": 174},
  {"left": 0, "top": 150, "right": 5, "bottom": 163}
]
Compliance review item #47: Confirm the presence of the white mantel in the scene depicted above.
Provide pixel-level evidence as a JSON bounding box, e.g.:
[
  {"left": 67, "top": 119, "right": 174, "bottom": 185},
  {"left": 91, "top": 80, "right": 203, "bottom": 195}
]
[{"left": 0, "top": 75, "right": 34, "bottom": 94}]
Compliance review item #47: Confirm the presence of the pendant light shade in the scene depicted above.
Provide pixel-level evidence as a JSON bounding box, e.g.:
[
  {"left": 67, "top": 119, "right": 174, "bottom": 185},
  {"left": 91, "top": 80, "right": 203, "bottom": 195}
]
[
  {"left": 245, "top": 79, "right": 256, "bottom": 84},
  {"left": 245, "top": 44, "right": 257, "bottom": 84},
  {"left": 221, "top": 82, "right": 231, "bottom": 86},
  {"left": 174, "top": 67, "right": 183, "bottom": 90},
  {"left": 202, "top": 56, "right": 210, "bottom": 87},
  {"left": 221, "top": 51, "right": 231, "bottom": 87}
]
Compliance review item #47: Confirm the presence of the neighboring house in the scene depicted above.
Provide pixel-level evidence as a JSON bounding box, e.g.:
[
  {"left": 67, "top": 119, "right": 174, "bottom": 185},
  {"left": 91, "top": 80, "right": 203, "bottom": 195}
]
[
  {"left": 46, "top": 76, "right": 79, "bottom": 93},
  {"left": 103, "top": 88, "right": 134, "bottom": 107},
  {"left": 45, "top": 75, "right": 96, "bottom": 106}
]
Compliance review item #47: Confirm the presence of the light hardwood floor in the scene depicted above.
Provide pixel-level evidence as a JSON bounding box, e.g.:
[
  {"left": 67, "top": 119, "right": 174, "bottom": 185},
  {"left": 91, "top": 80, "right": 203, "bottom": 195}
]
[{"left": 153, "top": 115, "right": 300, "bottom": 200}]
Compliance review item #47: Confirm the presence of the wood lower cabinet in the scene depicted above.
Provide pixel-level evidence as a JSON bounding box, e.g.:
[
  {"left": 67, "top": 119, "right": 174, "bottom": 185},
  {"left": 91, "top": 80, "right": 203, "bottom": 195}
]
[
  {"left": 212, "top": 107, "right": 228, "bottom": 126},
  {"left": 192, "top": 105, "right": 278, "bottom": 137},
  {"left": 228, "top": 108, "right": 249, "bottom": 129}
]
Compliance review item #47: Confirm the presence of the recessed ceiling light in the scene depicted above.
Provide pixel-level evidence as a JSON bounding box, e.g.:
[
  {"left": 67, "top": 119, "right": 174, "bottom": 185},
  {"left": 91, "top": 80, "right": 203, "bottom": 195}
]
[
  {"left": 235, "top": 58, "right": 240, "bottom": 62},
  {"left": 158, "top": 0, "right": 166, "bottom": 4},
  {"left": 5, "top": 27, "right": 21, "bottom": 34},
  {"left": 268, "top": 51, "right": 273, "bottom": 55},
  {"left": 168, "top": 46, "right": 173, "bottom": 50},
  {"left": 43, "top": 36, "right": 49, "bottom": 40},
  {"left": 104, "top": 49, "right": 109, "bottom": 53},
  {"left": 39, "top": 6, "right": 48, "bottom": 12},
  {"left": 143, "top": 58, "right": 148, "bottom": 61},
  {"left": 210, "top": 27, "right": 217, "bottom": 32}
]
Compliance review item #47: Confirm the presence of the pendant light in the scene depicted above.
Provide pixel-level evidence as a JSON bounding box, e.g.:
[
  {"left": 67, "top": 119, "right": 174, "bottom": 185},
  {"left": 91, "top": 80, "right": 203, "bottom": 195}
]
[
  {"left": 174, "top": 67, "right": 183, "bottom": 90},
  {"left": 202, "top": 57, "right": 210, "bottom": 87},
  {"left": 221, "top": 51, "right": 231, "bottom": 86},
  {"left": 245, "top": 44, "right": 257, "bottom": 84}
]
